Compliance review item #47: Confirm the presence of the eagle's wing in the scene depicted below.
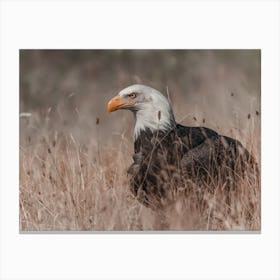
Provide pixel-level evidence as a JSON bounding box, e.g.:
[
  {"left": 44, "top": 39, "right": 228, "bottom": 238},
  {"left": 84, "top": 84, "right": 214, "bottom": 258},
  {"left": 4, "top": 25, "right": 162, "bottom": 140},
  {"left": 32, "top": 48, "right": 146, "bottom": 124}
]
[
  {"left": 180, "top": 137, "right": 218, "bottom": 179},
  {"left": 179, "top": 132, "right": 252, "bottom": 185}
]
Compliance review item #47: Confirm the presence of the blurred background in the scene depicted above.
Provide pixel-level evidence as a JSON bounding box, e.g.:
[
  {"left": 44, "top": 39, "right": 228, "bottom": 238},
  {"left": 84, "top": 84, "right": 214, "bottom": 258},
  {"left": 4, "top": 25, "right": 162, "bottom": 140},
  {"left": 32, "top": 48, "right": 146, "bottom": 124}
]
[{"left": 20, "top": 50, "right": 260, "bottom": 157}]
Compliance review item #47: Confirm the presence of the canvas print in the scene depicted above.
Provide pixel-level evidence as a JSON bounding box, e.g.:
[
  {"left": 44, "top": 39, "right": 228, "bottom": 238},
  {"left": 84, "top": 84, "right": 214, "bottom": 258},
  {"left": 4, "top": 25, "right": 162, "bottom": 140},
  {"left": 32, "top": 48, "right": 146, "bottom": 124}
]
[{"left": 20, "top": 50, "right": 260, "bottom": 231}]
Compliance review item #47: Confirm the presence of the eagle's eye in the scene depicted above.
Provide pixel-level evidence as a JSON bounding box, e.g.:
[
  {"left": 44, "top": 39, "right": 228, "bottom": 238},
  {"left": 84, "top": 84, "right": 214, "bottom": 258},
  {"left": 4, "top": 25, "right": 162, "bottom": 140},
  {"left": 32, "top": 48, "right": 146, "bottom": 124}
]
[{"left": 127, "top": 93, "right": 136, "bottom": 99}]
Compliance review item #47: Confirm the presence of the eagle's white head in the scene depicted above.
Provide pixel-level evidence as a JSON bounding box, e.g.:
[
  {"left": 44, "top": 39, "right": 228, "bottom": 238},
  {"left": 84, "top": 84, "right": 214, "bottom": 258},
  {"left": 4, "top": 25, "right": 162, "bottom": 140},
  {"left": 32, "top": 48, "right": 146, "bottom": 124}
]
[{"left": 107, "top": 84, "right": 176, "bottom": 139}]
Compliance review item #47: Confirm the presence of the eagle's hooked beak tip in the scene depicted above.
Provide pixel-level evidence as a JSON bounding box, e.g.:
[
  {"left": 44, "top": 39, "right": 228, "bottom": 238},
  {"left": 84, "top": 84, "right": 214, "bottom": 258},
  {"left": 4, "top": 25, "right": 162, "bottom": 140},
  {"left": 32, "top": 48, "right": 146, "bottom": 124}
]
[{"left": 107, "top": 95, "right": 121, "bottom": 113}]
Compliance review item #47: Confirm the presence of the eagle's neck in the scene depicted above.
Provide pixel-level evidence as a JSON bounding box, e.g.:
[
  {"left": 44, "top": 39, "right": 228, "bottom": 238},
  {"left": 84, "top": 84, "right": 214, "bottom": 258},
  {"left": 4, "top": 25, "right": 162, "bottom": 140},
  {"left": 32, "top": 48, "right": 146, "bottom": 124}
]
[{"left": 133, "top": 106, "right": 176, "bottom": 140}]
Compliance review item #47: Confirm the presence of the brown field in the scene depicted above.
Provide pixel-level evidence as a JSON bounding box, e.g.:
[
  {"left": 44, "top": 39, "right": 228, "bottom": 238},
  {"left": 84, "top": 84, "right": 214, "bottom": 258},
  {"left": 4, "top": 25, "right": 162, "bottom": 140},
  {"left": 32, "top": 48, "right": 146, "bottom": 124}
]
[{"left": 19, "top": 50, "right": 261, "bottom": 231}]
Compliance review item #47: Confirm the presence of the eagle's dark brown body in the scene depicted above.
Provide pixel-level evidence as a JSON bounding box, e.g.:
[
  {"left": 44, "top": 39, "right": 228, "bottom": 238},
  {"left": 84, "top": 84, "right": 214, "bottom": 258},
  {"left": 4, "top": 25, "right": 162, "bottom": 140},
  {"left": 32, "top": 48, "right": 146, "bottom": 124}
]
[{"left": 128, "top": 124, "right": 258, "bottom": 209}]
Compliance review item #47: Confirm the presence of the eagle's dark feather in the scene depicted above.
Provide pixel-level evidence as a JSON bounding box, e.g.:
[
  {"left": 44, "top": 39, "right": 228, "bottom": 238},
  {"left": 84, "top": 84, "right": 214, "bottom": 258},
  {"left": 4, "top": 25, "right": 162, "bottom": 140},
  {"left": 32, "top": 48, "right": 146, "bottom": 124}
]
[{"left": 128, "top": 124, "right": 257, "bottom": 209}]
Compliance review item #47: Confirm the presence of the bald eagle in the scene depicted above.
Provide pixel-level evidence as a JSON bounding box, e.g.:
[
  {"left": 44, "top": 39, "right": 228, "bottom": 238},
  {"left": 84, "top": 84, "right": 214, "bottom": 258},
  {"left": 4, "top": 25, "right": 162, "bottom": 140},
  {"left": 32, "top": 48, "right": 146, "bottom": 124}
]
[{"left": 107, "top": 84, "right": 259, "bottom": 209}]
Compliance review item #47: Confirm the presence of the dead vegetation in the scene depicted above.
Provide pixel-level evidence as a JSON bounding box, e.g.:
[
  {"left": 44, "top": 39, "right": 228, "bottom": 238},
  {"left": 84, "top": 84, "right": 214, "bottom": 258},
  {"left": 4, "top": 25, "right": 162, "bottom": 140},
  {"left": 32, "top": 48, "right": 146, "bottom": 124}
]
[
  {"left": 19, "top": 50, "right": 260, "bottom": 231},
  {"left": 19, "top": 115, "right": 260, "bottom": 231}
]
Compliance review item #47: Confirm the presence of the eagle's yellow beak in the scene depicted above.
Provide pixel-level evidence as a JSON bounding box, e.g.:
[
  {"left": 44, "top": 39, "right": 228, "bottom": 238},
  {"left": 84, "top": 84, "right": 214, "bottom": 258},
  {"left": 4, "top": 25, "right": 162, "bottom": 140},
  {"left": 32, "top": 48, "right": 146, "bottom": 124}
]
[{"left": 107, "top": 95, "right": 133, "bottom": 112}]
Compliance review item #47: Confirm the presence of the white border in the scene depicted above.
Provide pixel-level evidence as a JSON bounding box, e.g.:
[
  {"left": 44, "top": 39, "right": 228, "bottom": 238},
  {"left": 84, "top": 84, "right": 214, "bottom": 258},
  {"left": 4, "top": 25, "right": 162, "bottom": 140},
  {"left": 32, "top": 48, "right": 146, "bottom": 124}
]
[{"left": 1, "top": 1, "right": 279, "bottom": 279}]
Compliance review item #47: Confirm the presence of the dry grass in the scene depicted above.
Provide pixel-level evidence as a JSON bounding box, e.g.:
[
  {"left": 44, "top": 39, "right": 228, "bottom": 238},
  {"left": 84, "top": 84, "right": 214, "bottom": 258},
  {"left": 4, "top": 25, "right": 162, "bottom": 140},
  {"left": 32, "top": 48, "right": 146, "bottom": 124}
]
[
  {"left": 19, "top": 50, "right": 261, "bottom": 231},
  {"left": 19, "top": 116, "right": 260, "bottom": 231}
]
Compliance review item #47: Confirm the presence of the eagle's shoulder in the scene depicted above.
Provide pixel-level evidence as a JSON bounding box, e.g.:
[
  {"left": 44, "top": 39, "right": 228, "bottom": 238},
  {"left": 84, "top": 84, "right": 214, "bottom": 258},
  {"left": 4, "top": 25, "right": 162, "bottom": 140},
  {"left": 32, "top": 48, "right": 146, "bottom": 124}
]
[{"left": 175, "top": 123, "right": 219, "bottom": 150}]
